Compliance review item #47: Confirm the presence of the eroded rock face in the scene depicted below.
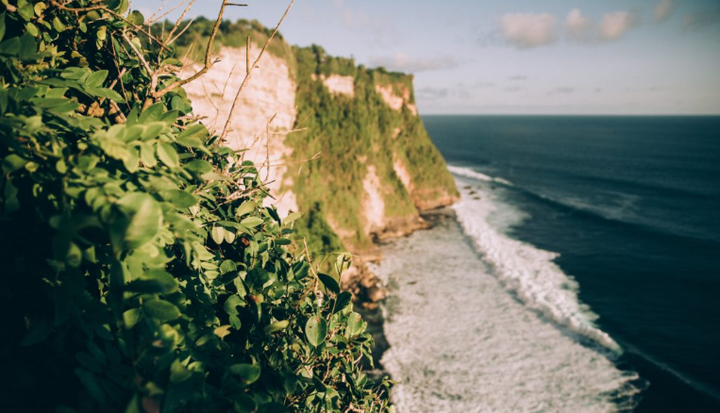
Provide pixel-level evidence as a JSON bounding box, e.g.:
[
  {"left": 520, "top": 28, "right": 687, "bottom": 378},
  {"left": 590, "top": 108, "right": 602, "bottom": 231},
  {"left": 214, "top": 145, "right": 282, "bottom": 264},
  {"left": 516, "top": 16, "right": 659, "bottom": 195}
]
[
  {"left": 181, "top": 44, "right": 457, "bottom": 305},
  {"left": 181, "top": 45, "right": 298, "bottom": 216},
  {"left": 375, "top": 84, "right": 418, "bottom": 115},
  {"left": 362, "top": 165, "right": 385, "bottom": 235},
  {"left": 321, "top": 74, "right": 355, "bottom": 97}
]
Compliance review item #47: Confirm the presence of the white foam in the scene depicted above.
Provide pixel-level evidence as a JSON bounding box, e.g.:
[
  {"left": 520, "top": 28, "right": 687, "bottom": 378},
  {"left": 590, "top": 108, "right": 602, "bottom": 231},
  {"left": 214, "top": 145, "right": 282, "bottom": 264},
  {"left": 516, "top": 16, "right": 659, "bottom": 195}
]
[
  {"left": 373, "top": 211, "right": 642, "bottom": 413},
  {"left": 449, "top": 165, "right": 514, "bottom": 186},
  {"left": 450, "top": 171, "right": 621, "bottom": 351}
]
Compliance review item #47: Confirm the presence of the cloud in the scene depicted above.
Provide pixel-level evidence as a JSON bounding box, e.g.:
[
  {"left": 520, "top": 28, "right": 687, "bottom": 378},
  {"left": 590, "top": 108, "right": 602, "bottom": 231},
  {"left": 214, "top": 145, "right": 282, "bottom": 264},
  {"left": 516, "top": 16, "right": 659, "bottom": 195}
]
[
  {"left": 508, "top": 75, "right": 527, "bottom": 81},
  {"left": 654, "top": 0, "right": 674, "bottom": 22},
  {"left": 503, "top": 86, "right": 522, "bottom": 92},
  {"left": 369, "top": 53, "right": 460, "bottom": 73},
  {"left": 682, "top": 11, "right": 720, "bottom": 31},
  {"left": 330, "top": 0, "right": 397, "bottom": 46},
  {"left": 565, "top": 9, "right": 641, "bottom": 43},
  {"left": 554, "top": 87, "right": 576, "bottom": 94},
  {"left": 566, "top": 8, "right": 594, "bottom": 40},
  {"left": 500, "top": 13, "right": 557, "bottom": 49},
  {"left": 599, "top": 11, "right": 640, "bottom": 41}
]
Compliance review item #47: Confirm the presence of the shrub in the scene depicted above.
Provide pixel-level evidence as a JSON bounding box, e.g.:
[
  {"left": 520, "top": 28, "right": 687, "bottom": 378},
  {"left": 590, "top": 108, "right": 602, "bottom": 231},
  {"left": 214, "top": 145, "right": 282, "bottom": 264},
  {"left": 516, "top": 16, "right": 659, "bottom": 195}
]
[{"left": 0, "top": 1, "right": 390, "bottom": 412}]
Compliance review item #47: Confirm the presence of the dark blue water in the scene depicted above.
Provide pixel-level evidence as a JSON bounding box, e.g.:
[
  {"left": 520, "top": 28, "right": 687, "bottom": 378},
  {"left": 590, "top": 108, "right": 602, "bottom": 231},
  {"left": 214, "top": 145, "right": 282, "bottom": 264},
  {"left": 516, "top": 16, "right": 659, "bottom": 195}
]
[{"left": 423, "top": 115, "right": 720, "bottom": 413}]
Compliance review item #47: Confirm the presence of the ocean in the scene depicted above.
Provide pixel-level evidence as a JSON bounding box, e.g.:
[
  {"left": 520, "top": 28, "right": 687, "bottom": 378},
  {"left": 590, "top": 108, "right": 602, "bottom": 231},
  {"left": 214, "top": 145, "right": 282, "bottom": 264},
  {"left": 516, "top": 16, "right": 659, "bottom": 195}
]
[{"left": 374, "top": 115, "right": 720, "bottom": 412}]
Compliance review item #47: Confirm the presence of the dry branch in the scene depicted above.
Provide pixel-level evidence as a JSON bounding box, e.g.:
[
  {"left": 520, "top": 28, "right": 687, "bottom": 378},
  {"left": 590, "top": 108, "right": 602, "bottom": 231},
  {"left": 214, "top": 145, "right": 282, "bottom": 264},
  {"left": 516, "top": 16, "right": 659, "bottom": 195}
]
[{"left": 220, "top": 0, "right": 296, "bottom": 141}]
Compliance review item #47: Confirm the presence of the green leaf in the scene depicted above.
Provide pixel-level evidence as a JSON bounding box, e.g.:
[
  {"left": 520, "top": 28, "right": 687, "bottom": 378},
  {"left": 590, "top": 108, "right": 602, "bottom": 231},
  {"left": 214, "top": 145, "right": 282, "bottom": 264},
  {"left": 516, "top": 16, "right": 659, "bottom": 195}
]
[
  {"left": 263, "top": 320, "right": 289, "bottom": 334},
  {"left": 0, "top": 13, "right": 6, "bottom": 41},
  {"left": 170, "top": 358, "right": 192, "bottom": 383},
  {"left": 184, "top": 159, "right": 213, "bottom": 174},
  {"left": 235, "top": 201, "right": 257, "bottom": 217},
  {"left": 87, "top": 87, "right": 124, "bottom": 103},
  {"left": 160, "top": 189, "right": 198, "bottom": 208},
  {"left": 126, "top": 270, "right": 178, "bottom": 294},
  {"left": 2, "top": 154, "right": 28, "bottom": 173},
  {"left": 122, "top": 308, "right": 141, "bottom": 329},
  {"left": 52, "top": 16, "right": 66, "bottom": 32},
  {"left": 284, "top": 211, "right": 302, "bottom": 225},
  {"left": 143, "top": 300, "right": 181, "bottom": 323},
  {"left": 317, "top": 273, "right": 340, "bottom": 295},
  {"left": 211, "top": 225, "right": 225, "bottom": 245},
  {"left": 128, "top": 10, "right": 144, "bottom": 26},
  {"left": 139, "top": 102, "right": 164, "bottom": 123},
  {"left": 346, "top": 312, "right": 365, "bottom": 337},
  {"left": 241, "top": 216, "right": 264, "bottom": 228},
  {"left": 177, "top": 124, "right": 208, "bottom": 146},
  {"left": 75, "top": 368, "right": 104, "bottom": 402},
  {"left": 333, "top": 292, "right": 352, "bottom": 313},
  {"left": 114, "top": 193, "right": 163, "bottom": 249},
  {"left": 156, "top": 142, "right": 179, "bottom": 168},
  {"left": 229, "top": 363, "right": 261, "bottom": 385},
  {"left": 234, "top": 395, "right": 258, "bottom": 413},
  {"left": 85, "top": 70, "right": 108, "bottom": 88},
  {"left": 223, "top": 295, "right": 244, "bottom": 316},
  {"left": 139, "top": 142, "right": 156, "bottom": 167},
  {"left": 305, "top": 316, "right": 327, "bottom": 347},
  {"left": 214, "top": 325, "right": 231, "bottom": 339}
]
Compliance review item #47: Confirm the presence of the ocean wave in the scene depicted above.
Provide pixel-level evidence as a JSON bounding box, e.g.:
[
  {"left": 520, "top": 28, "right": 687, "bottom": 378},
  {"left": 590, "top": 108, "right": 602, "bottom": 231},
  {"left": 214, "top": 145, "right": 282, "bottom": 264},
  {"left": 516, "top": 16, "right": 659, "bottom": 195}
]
[
  {"left": 373, "top": 209, "right": 642, "bottom": 413},
  {"left": 516, "top": 185, "right": 720, "bottom": 246},
  {"left": 449, "top": 165, "right": 514, "bottom": 186},
  {"left": 449, "top": 169, "right": 621, "bottom": 352}
]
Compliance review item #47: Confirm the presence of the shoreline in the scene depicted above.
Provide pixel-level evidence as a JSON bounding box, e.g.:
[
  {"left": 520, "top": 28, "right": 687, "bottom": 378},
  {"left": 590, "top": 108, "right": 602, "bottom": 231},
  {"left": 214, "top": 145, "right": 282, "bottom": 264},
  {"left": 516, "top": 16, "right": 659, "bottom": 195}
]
[{"left": 356, "top": 207, "right": 458, "bottom": 385}]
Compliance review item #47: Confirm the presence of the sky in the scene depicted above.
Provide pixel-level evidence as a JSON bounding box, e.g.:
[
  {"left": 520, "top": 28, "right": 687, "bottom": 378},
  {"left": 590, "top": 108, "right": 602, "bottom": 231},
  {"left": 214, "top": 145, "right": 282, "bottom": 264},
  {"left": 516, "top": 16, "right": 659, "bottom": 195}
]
[{"left": 134, "top": 0, "right": 720, "bottom": 115}]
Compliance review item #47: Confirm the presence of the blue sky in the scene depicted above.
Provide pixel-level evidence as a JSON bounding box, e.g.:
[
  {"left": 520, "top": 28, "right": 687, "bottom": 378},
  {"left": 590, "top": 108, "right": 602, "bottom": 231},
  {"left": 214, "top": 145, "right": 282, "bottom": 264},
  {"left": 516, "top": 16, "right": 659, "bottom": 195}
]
[{"left": 135, "top": 0, "right": 720, "bottom": 115}]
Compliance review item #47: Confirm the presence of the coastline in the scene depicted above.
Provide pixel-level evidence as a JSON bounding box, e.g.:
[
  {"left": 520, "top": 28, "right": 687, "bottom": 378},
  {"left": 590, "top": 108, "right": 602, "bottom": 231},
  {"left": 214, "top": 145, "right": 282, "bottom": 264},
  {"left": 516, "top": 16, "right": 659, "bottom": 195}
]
[{"left": 355, "top": 207, "right": 457, "bottom": 385}]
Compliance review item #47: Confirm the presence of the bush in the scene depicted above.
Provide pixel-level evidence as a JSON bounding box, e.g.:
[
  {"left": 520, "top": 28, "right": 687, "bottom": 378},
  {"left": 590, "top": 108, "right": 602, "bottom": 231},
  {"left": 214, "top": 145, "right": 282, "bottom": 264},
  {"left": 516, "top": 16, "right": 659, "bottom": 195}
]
[{"left": 0, "top": 1, "right": 390, "bottom": 412}]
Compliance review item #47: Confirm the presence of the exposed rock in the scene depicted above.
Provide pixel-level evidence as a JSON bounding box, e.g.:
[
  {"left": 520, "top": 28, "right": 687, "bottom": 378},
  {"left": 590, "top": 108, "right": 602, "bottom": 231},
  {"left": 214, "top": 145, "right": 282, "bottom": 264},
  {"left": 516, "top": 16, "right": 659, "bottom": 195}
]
[
  {"left": 362, "top": 165, "right": 385, "bottom": 235},
  {"left": 375, "top": 84, "right": 418, "bottom": 115},
  {"left": 181, "top": 45, "right": 299, "bottom": 216},
  {"left": 321, "top": 74, "right": 355, "bottom": 97}
]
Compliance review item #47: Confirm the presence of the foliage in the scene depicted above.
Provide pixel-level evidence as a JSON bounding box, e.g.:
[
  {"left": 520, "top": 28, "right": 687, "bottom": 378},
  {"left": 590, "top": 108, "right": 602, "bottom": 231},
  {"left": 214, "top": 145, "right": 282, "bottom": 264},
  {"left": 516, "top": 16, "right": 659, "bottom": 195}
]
[
  {"left": 0, "top": 2, "right": 390, "bottom": 413},
  {"left": 288, "top": 44, "right": 458, "bottom": 250}
]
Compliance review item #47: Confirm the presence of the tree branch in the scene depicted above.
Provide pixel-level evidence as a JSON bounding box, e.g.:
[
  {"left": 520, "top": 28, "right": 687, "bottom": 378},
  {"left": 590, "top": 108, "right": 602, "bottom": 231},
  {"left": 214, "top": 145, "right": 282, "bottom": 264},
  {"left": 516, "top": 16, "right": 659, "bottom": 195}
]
[{"left": 220, "top": 0, "right": 296, "bottom": 141}]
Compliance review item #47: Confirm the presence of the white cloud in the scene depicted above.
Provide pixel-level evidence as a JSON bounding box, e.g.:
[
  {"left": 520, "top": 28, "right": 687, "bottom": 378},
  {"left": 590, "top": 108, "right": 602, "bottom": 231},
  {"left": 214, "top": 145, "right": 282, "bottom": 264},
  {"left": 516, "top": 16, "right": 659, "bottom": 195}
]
[
  {"left": 500, "top": 13, "right": 557, "bottom": 49},
  {"left": 329, "top": 0, "right": 396, "bottom": 46},
  {"left": 599, "top": 11, "right": 639, "bottom": 41},
  {"left": 369, "top": 53, "right": 460, "bottom": 73},
  {"left": 566, "top": 8, "right": 594, "bottom": 40},
  {"left": 654, "top": 0, "right": 674, "bottom": 23}
]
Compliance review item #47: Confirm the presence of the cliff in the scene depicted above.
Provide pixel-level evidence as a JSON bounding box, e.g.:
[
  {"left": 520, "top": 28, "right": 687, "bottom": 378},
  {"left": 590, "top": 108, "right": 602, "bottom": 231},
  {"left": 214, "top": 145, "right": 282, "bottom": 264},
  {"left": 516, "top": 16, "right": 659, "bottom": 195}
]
[{"left": 174, "top": 19, "right": 459, "bottom": 301}]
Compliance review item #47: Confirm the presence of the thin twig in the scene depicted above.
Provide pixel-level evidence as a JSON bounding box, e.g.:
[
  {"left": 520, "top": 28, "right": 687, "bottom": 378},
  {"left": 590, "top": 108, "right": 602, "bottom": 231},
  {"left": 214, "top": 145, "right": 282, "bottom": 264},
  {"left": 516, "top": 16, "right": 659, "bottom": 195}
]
[
  {"left": 155, "top": 0, "right": 247, "bottom": 99},
  {"left": 160, "top": 0, "right": 195, "bottom": 50},
  {"left": 120, "top": 32, "right": 153, "bottom": 78},
  {"left": 220, "top": 0, "right": 296, "bottom": 141},
  {"left": 264, "top": 113, "right": 277, "bottom": 181},
  {"left": 245, "top": 36, "right": 250, "bottom": 76},
  {"left": 147, "top": 0, "right": 185, "bottom": 25},
  {"left": 166, "top": 17, "right": 195, "bottom": 46}
]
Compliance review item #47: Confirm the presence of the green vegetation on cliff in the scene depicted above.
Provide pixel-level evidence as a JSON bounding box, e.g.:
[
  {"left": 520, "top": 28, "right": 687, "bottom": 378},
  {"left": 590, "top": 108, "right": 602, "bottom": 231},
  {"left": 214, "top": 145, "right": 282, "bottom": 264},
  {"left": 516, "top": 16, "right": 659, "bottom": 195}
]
[
  {"left": 169, "top": 19, "right": 459, "bottom": 255},
  {"left": 0, "top": 2, "right": 389, "bottom": 412}
]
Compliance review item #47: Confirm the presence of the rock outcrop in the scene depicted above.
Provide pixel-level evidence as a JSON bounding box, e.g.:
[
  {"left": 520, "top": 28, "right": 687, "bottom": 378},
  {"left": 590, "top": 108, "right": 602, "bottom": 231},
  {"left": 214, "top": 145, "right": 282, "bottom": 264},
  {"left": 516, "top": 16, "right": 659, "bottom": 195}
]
[{"left": 179, "top": 29, "right": 459, "bottom": 306}]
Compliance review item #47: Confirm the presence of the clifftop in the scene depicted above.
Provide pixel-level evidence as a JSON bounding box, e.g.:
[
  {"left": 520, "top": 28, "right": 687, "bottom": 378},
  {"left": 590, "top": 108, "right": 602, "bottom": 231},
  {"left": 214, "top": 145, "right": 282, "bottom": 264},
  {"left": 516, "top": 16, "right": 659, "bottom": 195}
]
[{"left": 172, "top": 19, "right": 459, "bottom": 299}]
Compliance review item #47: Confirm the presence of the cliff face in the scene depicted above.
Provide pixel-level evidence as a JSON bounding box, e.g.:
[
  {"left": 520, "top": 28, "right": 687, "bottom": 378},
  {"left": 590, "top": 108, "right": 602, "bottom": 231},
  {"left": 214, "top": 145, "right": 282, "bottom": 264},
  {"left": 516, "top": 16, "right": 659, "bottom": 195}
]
[{"left": 177, "top": 21, "right": 458, "bottom": 299}]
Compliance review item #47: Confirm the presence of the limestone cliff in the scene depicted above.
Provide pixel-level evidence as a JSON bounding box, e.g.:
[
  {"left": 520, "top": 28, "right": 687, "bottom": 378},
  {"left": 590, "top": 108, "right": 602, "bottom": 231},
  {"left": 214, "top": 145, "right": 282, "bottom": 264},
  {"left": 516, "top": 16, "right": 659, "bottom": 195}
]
[{"left": 175, "top": 20, "right": 459, "bottom": 301}]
